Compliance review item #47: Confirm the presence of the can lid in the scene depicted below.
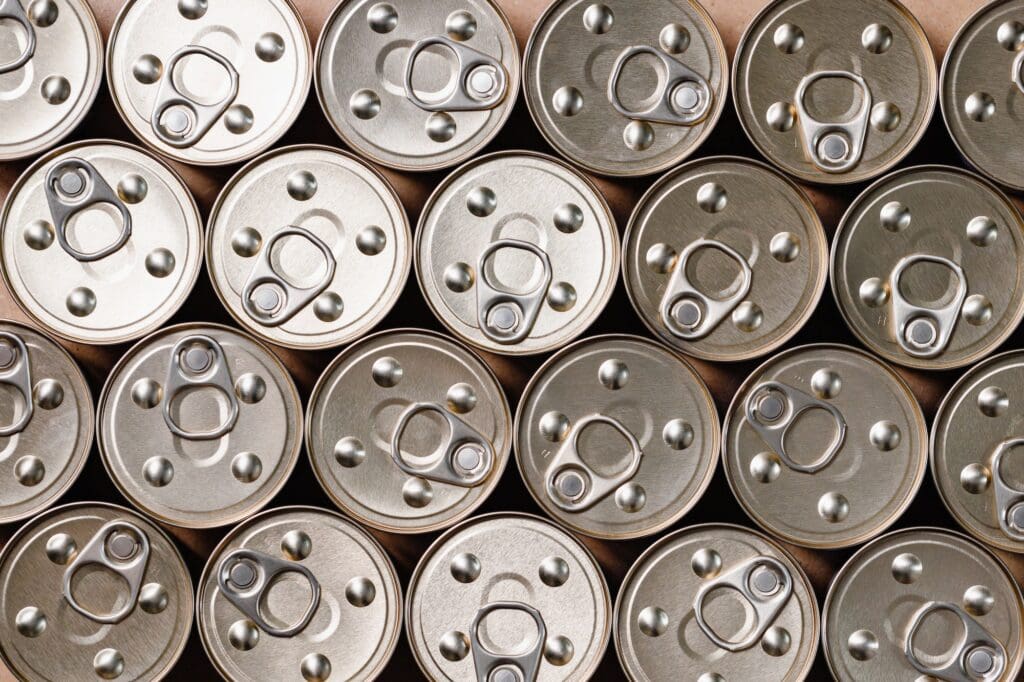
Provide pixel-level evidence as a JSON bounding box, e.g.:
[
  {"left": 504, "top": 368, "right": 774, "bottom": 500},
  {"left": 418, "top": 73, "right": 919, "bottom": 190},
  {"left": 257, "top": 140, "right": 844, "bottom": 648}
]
[
  {"left": 733, "top": 0, "right": 935, "bottom": 184},
  {"left": 831, "top": 165, "right": 1024, "bottom": 370},
  {"left": 624, "top": 156, "right": 827, "bottom": 361}
]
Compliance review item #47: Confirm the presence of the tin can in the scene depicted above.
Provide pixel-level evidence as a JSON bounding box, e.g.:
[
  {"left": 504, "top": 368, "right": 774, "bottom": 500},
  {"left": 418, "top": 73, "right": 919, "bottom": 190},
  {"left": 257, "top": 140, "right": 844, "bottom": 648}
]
[
  {"left": 406, "top": 512, "right": 611, "bottom": 681},
  {"left": 415, "top": 151, "right": 619, "bottom": 356},
  {"left": 98, "top": 322, "right": 303, "bottom": 529},
  {"left": 306, "top": 328, "right": 511, "bottom": 534},
  {"left": 197, "top": 506, "right": 402, "bottom": 681},
  {"left": 733, "top": 0, "right": 936, "bottom": 184},
  {"left": 823, "top": 527, "right": 1024, "bottom": 681},
  {"left": 0, "top": 140, "right": 204, "bottom": 345},
  {"left": 831, "top": 165, "right": 1024, "bottom": 370},
  {"left": 106, "top": 0, "right": 311, "bottom": 166},
  {"left": 206, "top": 144, "right": 411, "bottom": 350},
  {"left": 623, "top": 156, "right": 827, "bottom": 362},
  {"left": 0, "top": 0, "right": 103, "bottom": 160},
  {"left": 615, "top": 523, "right": 819, "bottom": 681},
  {"left": 524, "top": 0, "right": 728, "bottom": 177},
  {"left": 515, "top": 334, "right": 719, "bottom": 540},
  {"left": 0, "top": 502, "right": 193, "bottom": 681}
]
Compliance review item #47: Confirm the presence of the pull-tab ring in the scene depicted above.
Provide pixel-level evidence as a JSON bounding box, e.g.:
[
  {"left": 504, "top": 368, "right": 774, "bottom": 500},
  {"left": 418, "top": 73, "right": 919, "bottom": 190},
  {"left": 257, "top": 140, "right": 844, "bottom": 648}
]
[
  {"left": 389, "top": 401, "right": 495, "bottom": 487},
  {"left": 477, "top": 239, "right": 553, "bottom": 345},
  {"left": 162, "top": 335, "right": 239, "bottom": 440},
  {"left": 694, "top": 556, "right": 793, "bottom": 652},
  {"left": 795, "top": 70, "right": 871, "bottom": 173},
  {"left": 990, "top": 438, "right": 1024, "bottom": 540},
  {"left": 62, "top": 521, "right": 150, "bottom": 625},
  {"left": 470, "top": 601, "right": 546, "bottom": 682},
  {"left": 607, "top": 45, "right": 712, "bottom": 125},
  {"left": 403, "top": 36, "right": 507, "bottom": 112},
  {"left": 217, "top": 548, "right": 320, "bottom": 637},
  {"left": 659, "top": 238, "right": 752, "bottom": 340},
  {"left": 0, "top": 0, "right": 35, "bottom": 74},
  {"left": 545, "top": 414, "right": 643, "bottom": 512},
  {"left": 745, "top": 380, "right": 846, "bottom": 473},
  {"left": 0, "top": 331, "right": 33, "bottom": 437},
  {"left": 151, "top": 45, "right": 239, "bottom": 148},
  {"left": 905, "top": 601, "right": 1006, "bottom": 682},
  {"left": 890, "top": 254, "right": 967, "bottom": 359},
  {"left": 44, "top": 158, "right": 133, "bottom": 263}
]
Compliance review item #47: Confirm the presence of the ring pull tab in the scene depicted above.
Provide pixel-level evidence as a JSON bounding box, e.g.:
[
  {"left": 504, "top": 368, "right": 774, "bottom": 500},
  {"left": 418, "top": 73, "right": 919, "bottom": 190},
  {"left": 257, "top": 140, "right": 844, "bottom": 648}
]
[
  {"left": 0, "top": 332, "right": 33, "bottom": 437},
  {"left": 44, "top": 158, "right": 133, "bottom": 263},
  {"left": 216, "top": 548, "right": 321, "bottom": 637},
  {"left": 890, "top": 254, "right": 968, "bottom": 359},
  {"left": 694, "top": 556, "right": 793, "bottom": 652},
  {"left": 989, "top": 438, "right": 1024, "bottom": 541},
  {"left": 403, "top": 36, "right": 508, "bottom": 112},
  {"left": 0, "top": 0, "right": 35, "bottom": 74},
  {"left": 905, "top": 601, "right": 1006, "bottom": 682},
  {"left": 477, "top": 239, "right": 553, "bottom": 345},
  {"left": 794, "top": 70, "right": 871, "bottom": 173},
  {"left": 744, "top": 380, "right": 846, "bottom": 474},
  {"left": 162, "top": 335, "right": 239, "bottom": 440},
  {"left": 151, "top": 45, "right": 239, "bottom": 148},
  {"left": 470, "top": 601, "right": 547, "bottom": 682},
  {"left": 659, "top": 238, "right": 753, "bottom": 340},
  {"left": 389, "top": 401, "right": 495, "bottom": 487},
  {"left": 241, "top": 226, "right": 338, "bottom": 327},
  {"left": 62, "top": 521, "right": 150, "bottom": 625},
  {"left": 607, "top": 45, "right": 713, "bottom": 125}
]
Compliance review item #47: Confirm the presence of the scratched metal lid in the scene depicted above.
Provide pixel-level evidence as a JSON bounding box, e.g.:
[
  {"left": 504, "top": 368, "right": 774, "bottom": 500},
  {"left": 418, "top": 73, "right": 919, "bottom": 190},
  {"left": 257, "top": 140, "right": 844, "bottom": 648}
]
[
  {"left": 206, "top": 145, "right": 411, "bottom": 350},
  {"left": 316, "top": 0, "right": 520, "bottom": 171},
  {"left": 106, "top": 0, "right": 311, "bottom": 166},
  {"left": 824, "top": 527, "right": 1024, "bottom": 681},
  {"left": 0, "top": 502, "right": 193, "bottom": 681},
  {"left": 306, "top": 329, "right": 511, "bottom": 533},
  {"left": 515, "top": 334, "right": 719, "bottom": 540},
  {"left": 733, "top": 0, "right": 936, "bottom": 184},
  {"left": 198, "top": 506, "right": 402, "bottom": 681},
  {"left": 0, "top": 140, "right": 203, "bottom": 345},
  {"left": 524, "top": 0, "right": 728, "bottom": 177},
  {"left": 623, "top": 156, "right": 828, "bottom": 362},
  {"left": 415, "top": 151, "right": 619, "bottom": 356},
  {"left": 0, "top": 0, "right": 103, "bottom": 160},
  {"left": 831, "top": 165, "right": 1024, "bottom": 370},
  {"left": 406, "top": 512, "right": 611, "bottom": 681},
  {"left": 98, "top": 322, "right": 302, "bottom": 528}
]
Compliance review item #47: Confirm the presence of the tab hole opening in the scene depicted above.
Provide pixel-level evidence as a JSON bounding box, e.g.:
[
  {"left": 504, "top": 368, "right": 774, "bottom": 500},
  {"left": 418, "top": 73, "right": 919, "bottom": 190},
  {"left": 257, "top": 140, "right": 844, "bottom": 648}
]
[
  {"left": 0, "top": 382, "right": 29, "bottom": 430},
  {"left": 896, "top": 259, "right": 962, "bottom": 308},
  {"left": 612, "top": 52, "right": 666, "bottom": 114},
  {"left": 172, "top": 50, "right": 233, "bottom": 107},
  {"left": 995, "top": 442, "right": 1024, "bottom": 490},
  {"left": 698, "top": 586, "right": 756, "bottom": 645},
  {"left": 684, "top": 245, "right": 747, "bottom": 301},
  {"left": 394, "top": 409, "right": 451, "bottom": 468},
  {"left": 802, "top": 75, "right": 865, "bottom": 123},
  {"left": 167, "top": 385, "right": 232, "bottom": 437},
  {"left": 67, "top": 565, "right": 131, "bottom": 621},
  {"left": 779, "top": 406, "right": 840, "bottom": 469},
  {"left": 270, "top": 232, "right": 332, "bottom": 289},
  {"left": 408, "top": 43, "right": 459, "bottom": 106},
  {"left": 0, "top": 18, "right": 29, "bottom": 68},
  {"left": 477, "top": 607, "right": 540, "bottom": 657},
  {"left": 575, "top": 419, "right": 636, "bottom": 478},
  {"left": 482, "top": 243, "right": 546, "bottom": 296},
  {"left": 257, "top": 570, "right": 316, "bottom": 633},
  {"left": 909, "top": 607, "right": 967, "bottom": 670},
  {"left": 64, "top": 203, "right": 129, "bottom": 259}
]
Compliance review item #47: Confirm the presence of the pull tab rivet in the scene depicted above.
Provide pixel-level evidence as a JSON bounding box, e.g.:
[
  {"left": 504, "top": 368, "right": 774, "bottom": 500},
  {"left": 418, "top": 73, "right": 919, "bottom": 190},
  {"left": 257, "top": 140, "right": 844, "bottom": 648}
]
[
  {"left": 184, "top": 347, "right": 212, "bottom": 373},
  {"left": 672, "top": 82, "right": 702, "bottom": 112},
  {"left": 58, "top": 171, "right": 85, "bottom": 196},
  {"left": 556, "top": 470, "right": 586, "bottom": 500},
  {"left": 968, "top": 647, "right": 995, "bottom": 674},
  {"left": 162, "top": 108, "right": 192, "bottom": 135},
  {"left": 488, "top": 303, "right": 520, "bottom": 332},
  {"left": 490, "top": 666, "right": 522, "bottom": 682},
  {"left": 107, "top": 532, "right": 137, "bottom": 560},
  {"left": 818, "top": 133, "right": 850, "bottom": 163},
  {"left": 671, "top": 299, "right": 702, "bottom": 328},
  {"left": 253, "top": 285, "right": 281, "bottom": 312},
  {"left": 468, "top": 66, "right": 497, "bottom": 97},
  {"left": 1008, "top": 503, "right": 1024, "bottom": 531},
  {"left": 906, "top": 318, "right": 937, "bottom": 347},
  {"left": 757, "top": 394, "right": 784, "bottom": 421},
  {"left": 0, "top": 343, "right": 15, "bottom": 369},
  {"left": 229, "top": 561, "right": 256, "bottom": 588},
  {"left": 454, "top": 444, "right": 484, "bottom": 473},
  {"left": 750, "top": 566, "right": 780, "bottom": 595}
]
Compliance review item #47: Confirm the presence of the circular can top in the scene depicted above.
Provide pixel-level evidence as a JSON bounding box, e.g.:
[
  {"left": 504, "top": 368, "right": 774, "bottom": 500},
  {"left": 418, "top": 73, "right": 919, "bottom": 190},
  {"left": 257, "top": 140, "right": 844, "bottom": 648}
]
[
  {"left": 615, "top": 523, "right": 819, "bottom": 681},
  {"left": 624, "top": 157, "right": 827, "bottom": 361},
  {"left": 198, "top": 506, "right": 402, "bottom": 681},
  {"left": 206, "top": 145, "right": 411, "bottom": 349},
  {"left": 515, "top": 334, "right": 720, "bottom": 539},
  {"left": 524, "top": 0, "right": 727, "bottom": 177},
  {"left": 0, "top": 140, "right": 203, "bottom": 345},
  {"left": 824, "top": 528, "right": 1024, "bottom": 681},
  {"left": 106, "top": 0, "right": 311, "bottom": 166},
  {"left": 307, "top": 328, "right": 511, "bottom": 533},
  {"left": 0, "top": 0, "right": 103, "bottom": 160},
  {"left": 415, "top": 151, "right": 619, "bottom": 356},
  {"left": 406, "top": 512, "right": 611, "bottom": 681},
  {"left": 733, "top": 0, "right": 935, "bottom": 184},
  {"left": 831, "top": 165, "right": 1024, "bottom": 370},
  {"left": 0, "top": 502, "right": 193, "bottom": 681},
  {"left": 98, "top": 322, "right": 303, "bottom": 528},
  {"left": 316, "top": 0, "right": 520, "bottom": 172}
]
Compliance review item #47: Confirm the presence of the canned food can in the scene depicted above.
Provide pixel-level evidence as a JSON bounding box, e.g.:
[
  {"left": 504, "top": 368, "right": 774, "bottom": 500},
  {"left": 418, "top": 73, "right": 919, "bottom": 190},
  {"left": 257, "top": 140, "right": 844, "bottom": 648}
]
[
  {"left": 198, "top": 506, "right": 402, "bottom": 681},
  {"left": 831, "top": 165, "right": 1024, "bottom": 370},
  {"left": 0, "top": 140, "right": 204, "bottom": 345},
  {"left": 106, "top": 0, "right": 311, "bottom": 166},
  {"left": 733, "top": 0, "right": 936, "bottom": 184},
  {"left": 0, "top": 0, "right": 103, "bottom": 160},
  {"left": 206, "top": 144, "right": 410, "bottom": 350},
  {"left": 306, "top": 329, "right": 511, "bottom": 533},
  {"left": 0, "top": 502, "right": 194, "bottom": 681},
  {"left": 406, "top": 512, "right": 611, "bottom": 681},
  {"left": 98, "top": 322, "right": 303, "bottom": 528},
  {"left": 415, "top": 151, "right": 619, "bottom": 356},
  {"left": 824, "top": 528, "right": 1024, "bottom": 681},
  {"left": 524, "top": 0, "right": 727, "bottom": 177},
  {"left": 623, "top": 156, "right": 827, "bottom": 362},
  {"left": 515, "top": 334, "right": 719, "bottom": 540},
  {"left": 615, "top": 523, "right": 819, "bottom": 681}
]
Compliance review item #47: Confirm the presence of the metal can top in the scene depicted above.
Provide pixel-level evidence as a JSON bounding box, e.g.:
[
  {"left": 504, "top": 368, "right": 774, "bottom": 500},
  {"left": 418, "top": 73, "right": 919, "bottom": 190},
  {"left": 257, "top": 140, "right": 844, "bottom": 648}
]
[
  {"left": 406, "top": 512, "right": 611, "bottom": 681},
  {"left": 306, "top": 328, "right": 511, "bottom": 533},
  {"left": 524, "top": 0, "right": 728, "bottom": 177},
  {"left": 824, "top": 527, "right": 1024, "bottom": 681},
  {"left": 0, "top": 140, "right": 204, "bottom": 345},
  {"left": 206, "top": 145, "right": 411, "bottom": 350},
  {"left": 0, "top": 0, "right": 103, "bottom": 160},
  {"left": 98, "top": 322, "right": 303, "bottom": 528},
  {"left": 623, "top": 156, "right": 827, "bottom": 362},
  {"left": 415, "top": 151, "right": 619, "bottom": 356},
  {"left": 106, "top": 0, "right": 311, "bottom": 166},
  {"left": 197, "top": 506, "right": 402, "bottom": 681},
  {"left": 515, "top": 334, "right": 720, "bottom": 540},
  {"left": 0, "top": 502, "right": 193, "bottom": 681},
  {"left": 733, "top": 0, "right": 936, "bottom": 184},
  {"left": 316, "top": 0, "right": 520, "bottom": 172},
  {"left": 831, "top": 165, "right": 1024, "bottom": 370}
]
